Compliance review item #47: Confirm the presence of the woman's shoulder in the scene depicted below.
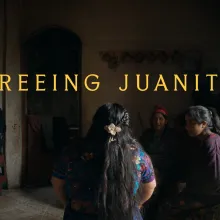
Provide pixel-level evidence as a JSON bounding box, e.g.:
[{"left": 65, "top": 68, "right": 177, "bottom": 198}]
[
  {"left": 201, "top": 134, "right": 220, "bottom": 154},
  {"left": 202, "top": 134, "right": 220, "bottom": 158},
  {"left": 205, "top": 133, "right": 220, "bottom": 145},
  {"left": 133, "top": 145, "right": 152, "bottom": 164},
  {"left": 133, "top": 147, "right": 154, "bottom": 180}
]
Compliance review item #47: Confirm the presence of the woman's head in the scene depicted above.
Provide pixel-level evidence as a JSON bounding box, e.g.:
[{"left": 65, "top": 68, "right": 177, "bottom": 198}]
[
  {"left": 86, "top": 103, "right": 131, "bottom": 145},
  {"left": 185, "top": 105, "right": 220, "bottom": 137},
  {"left": 151, "top": 105, "right": 168, "bottom": 131},
  {"left": 86, "top": 103, "right": 137, "bottom": 220}
]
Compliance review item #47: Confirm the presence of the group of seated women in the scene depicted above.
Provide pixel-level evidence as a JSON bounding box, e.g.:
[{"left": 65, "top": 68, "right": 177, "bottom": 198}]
[
  {"left": 51, "top": 103, "right": 220, "bottom": 220},
  {"left": 140, "top": 105, "right": 220, "bottom": 220}
]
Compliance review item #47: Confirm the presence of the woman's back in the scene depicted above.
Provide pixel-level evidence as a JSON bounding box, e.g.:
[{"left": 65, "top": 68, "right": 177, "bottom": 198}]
[
  {"left": 53, "top": 140, "right": 155, "bottom": 219},
  {"left": 52, "top": 103, "right": 156, "bottom": 220}
]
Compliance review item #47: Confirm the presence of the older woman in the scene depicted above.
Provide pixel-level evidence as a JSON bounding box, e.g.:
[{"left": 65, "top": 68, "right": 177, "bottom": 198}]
[
  {"left": 140, "top": 106, "right": 177, "bottom": 184},
  {"left": 158, "top": 106, "right": 220, "bottom": 220},
  {"left": 140, "top": 106, "right": 178, "bottom": 219}
]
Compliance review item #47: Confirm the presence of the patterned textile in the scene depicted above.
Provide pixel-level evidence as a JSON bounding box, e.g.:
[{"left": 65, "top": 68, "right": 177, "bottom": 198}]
[{"left": 52, "top": 147, "right": 155, "bottom": 220}]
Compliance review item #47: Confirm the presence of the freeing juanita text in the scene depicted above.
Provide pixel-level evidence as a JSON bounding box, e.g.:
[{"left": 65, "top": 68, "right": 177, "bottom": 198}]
[{"left": 0, "top": 73, "right": 218, "bottom": 92}]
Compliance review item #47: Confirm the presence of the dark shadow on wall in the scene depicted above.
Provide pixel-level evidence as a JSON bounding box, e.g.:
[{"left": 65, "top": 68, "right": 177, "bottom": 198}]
[{"left": 21, "top": 26, "right": 82, "bottom": 187}]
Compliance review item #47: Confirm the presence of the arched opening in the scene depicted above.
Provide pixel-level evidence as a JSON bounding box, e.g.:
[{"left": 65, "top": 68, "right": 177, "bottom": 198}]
[{"left": 22, "top": 27, "right": 82, "bottom": 187}]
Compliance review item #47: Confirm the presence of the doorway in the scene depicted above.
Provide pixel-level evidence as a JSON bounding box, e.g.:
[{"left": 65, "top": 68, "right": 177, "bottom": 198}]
[{"left": 22, "top": 27, "right": 82, "bottom": 187}]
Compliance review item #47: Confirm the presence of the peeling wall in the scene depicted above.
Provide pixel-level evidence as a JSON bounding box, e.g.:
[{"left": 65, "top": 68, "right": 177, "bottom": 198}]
[
  {"left": 21, "top": 0, "right": 220, "bottom": 136},
  {"left": 2, "top": 0, "right": 220, "bottom": 188},
  {"left": 5, "top": 0, "right": 22, "bottom": 188}
]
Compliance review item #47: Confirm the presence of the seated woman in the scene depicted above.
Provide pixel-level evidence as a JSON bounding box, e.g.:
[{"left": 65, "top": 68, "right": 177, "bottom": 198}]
[
  {"left": 51, "top": 103, "right": 156, "bottom": 220},
  {"left": 158, "top": 105, "right": 220, "bottom": 220},
  {"left": 140, "top": 106, "right": 178, "bottom": 220},
  {"left": 140, "top": 105, "right": 177, "bottom": 186}
]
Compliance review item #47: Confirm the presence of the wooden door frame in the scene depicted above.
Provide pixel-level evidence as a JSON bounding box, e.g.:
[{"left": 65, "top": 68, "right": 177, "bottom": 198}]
[{"left": 20, "top": 26, "right": 82, "bottom": 187}]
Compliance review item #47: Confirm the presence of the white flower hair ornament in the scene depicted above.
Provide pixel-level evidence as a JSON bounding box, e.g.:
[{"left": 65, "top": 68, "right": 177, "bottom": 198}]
[{"left": 104, "top": 123, "right": 122, "bottom": 142}]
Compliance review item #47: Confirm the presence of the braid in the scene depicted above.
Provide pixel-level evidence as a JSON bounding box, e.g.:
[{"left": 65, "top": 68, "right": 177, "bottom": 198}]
[
  {"left": 208, "top": 107, "right": 220, "bottom": 135},
  {"left": 96, "top": 104, "right": 136, "bottom": 220},
  {"left": 121, "top": 111, "right": 130, "bottom": 126}
]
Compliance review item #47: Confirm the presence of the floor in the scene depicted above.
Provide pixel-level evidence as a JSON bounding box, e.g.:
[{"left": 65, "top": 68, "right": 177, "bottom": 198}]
[{"left": 0, "top": 187, "right": 63, "bottom": 220}]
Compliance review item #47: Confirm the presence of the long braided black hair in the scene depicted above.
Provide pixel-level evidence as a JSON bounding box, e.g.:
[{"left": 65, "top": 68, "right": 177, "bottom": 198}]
[{"left": 85, "top": 103, "right": 138, "bottom": 220}]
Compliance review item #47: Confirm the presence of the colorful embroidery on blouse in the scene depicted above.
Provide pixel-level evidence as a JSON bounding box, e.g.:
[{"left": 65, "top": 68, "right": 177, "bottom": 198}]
[{"left": 52, "top": 147, "right": 155, "bottom": 215}]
